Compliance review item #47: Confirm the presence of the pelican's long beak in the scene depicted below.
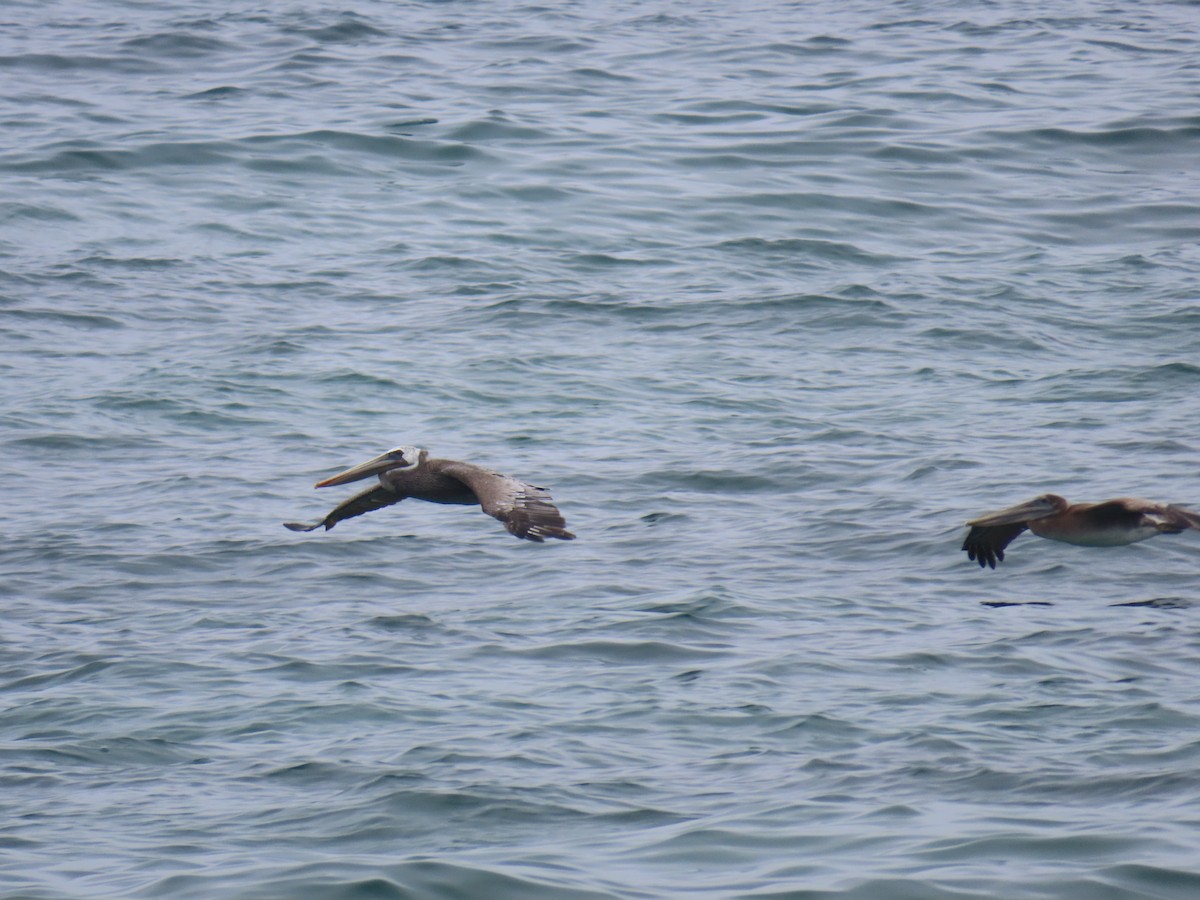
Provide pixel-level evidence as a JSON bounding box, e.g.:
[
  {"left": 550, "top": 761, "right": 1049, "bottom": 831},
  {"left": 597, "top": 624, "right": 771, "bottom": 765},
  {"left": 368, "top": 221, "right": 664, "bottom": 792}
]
[
  {"left": 966, "top": 497, "right": 1058, "bottom": 528},
  {"left": 315, "top": 451, "right": 403, "bottom": 488}
]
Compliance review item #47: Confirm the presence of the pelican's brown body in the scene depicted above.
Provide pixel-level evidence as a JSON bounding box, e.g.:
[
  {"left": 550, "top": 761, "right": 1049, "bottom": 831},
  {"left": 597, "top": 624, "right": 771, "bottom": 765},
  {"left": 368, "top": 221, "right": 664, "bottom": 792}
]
[
  {"left": 962, "top": 493, "right": 1200, "bottom": 569},
  {"left": 284, "top": 446, "right": 574, "bottom": 542}
]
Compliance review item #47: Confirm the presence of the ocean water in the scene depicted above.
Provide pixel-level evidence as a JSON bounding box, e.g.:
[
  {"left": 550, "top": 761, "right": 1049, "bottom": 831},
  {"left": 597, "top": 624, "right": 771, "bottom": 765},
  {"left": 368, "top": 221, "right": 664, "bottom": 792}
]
[{"left": 3, "top": 0, "right": 1200, "bottom": 897}]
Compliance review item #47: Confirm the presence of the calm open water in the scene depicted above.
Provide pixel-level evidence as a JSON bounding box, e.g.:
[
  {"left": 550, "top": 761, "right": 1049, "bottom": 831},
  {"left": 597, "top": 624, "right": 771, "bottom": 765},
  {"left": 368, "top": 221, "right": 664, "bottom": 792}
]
[{"left": 3, "top": 1, "right": 1200, "bottom": 897}]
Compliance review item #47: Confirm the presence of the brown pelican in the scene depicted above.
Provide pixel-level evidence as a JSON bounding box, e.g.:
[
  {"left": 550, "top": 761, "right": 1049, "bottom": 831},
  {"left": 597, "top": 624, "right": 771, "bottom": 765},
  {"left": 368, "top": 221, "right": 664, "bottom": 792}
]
[
  {"left": 284, "top": 446, "right": 574, "bottom": 542},
  {"left": 962, "top": 494, "right": 1200, "bottom": 568}
]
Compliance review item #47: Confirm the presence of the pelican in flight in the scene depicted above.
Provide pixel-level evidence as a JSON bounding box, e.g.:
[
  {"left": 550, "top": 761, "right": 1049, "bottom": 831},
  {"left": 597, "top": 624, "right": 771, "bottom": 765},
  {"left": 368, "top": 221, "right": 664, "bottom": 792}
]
[
  {"left": 962, "top": 494, "right": 1200, "bottom": 568},
  {"left": 284, "top": 446, "right": 574, "bottom": 542}
]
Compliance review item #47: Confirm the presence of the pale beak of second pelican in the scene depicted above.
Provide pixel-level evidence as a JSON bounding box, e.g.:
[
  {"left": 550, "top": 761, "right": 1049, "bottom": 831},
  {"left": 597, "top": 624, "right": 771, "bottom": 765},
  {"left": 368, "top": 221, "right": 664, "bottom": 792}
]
[{"left": 966, "top": 498, "right": 1056, "bottom": 528}]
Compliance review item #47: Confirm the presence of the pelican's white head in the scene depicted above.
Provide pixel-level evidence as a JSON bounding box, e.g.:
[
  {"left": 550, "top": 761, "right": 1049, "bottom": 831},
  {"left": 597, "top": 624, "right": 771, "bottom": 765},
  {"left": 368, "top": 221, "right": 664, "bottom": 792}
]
[{"left": 386, "top": 445, "right": 425, "bottom": 471}]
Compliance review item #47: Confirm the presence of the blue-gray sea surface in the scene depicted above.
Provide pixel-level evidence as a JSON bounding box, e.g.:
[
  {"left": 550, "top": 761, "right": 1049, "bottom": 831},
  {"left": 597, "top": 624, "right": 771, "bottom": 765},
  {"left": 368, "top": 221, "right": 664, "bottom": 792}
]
[{"left": 3, "top": 1, "right": 1200, "bottom": 897}]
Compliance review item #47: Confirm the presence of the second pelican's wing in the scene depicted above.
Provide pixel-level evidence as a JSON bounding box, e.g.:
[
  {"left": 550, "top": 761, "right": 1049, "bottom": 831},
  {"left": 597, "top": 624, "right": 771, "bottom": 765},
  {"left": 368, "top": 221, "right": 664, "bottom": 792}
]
[
  {"left": 1117, "top": 499, "right": 1200, "bottom": 534},
  {"left": 962, "top": 522, "right": 1028, "bottom": 569}
]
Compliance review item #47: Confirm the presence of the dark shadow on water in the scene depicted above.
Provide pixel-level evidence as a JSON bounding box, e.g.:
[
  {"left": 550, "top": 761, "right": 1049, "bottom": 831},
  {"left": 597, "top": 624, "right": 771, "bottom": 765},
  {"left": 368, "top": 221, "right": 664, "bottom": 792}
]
[
  {"left": 981, "top": 598, "right": 1193, "bottom": 609},
  {"left": 1111, "top": 597, "right": 1193, "bottom": 609},
  {"left": 981, "top": 600, "right": 1054, "bottom": 608}
]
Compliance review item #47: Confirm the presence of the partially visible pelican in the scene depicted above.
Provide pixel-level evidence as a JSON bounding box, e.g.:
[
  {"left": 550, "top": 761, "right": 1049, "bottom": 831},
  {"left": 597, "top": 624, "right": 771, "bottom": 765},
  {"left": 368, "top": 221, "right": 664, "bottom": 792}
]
[
  {"left": 962, "top": 494, "right": 1200, "bottom": 569},
  {"left": 284, "top": 445, "right": 574, "bottom": 542}
]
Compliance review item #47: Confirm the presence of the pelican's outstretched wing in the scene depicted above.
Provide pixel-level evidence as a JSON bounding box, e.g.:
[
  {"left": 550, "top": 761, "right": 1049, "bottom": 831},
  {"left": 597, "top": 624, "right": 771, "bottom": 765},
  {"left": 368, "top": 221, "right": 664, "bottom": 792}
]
[
  {"left": 962, "top": 523, "right": 1027, "bottom": 569},
  {"left": 284, "top": 484, "right": 401, "bottom": 532},
  {"left": 1165, "top": 504, "right": 1200, "bottom": 531},
  {"left": 438, "top": 461, "right": 574, "bottom": 542},
  {"left": 961, "top": 495, "right": 1066, "bottom": 569},
  {"left": 1133, "top": 501, "right": 1200, "bottom": 534}
]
